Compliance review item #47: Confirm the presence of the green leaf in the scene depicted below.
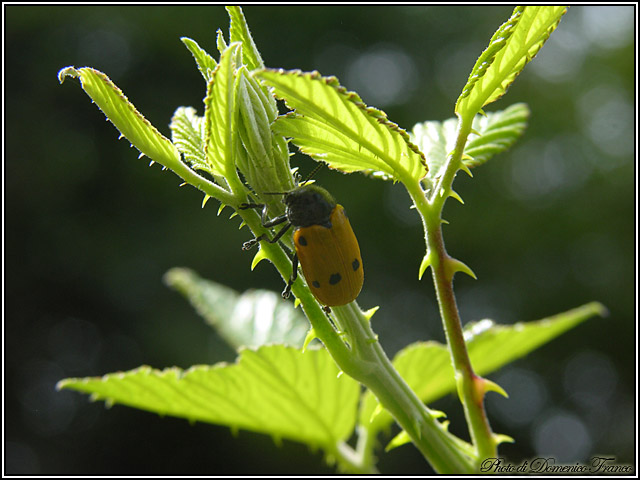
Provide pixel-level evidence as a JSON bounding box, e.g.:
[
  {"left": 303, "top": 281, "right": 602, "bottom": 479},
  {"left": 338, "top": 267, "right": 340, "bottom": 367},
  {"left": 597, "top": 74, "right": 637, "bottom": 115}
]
[
  {"left": 169, "top": 107, "right": 212, "bottom": 176},
  {"left": 410, "top": 117, "right": 457, "bottom": 185},
  {"left": 57, "top": 66, "right": 180, "bottom": 169},
  {"left": 411, "top": 103, "right": 529, "bottom": 181},
  {"left": 204, "top": 43, "right": 240, "bottom": 178},
  {"left": 359, "top": 302, "right": 605, "bottom": 436},
  {"left": 455, "top": 6, "right": 567, "bottom": 117},
  {"left": 164, "top": 268, "right": 309, "bottom": 349},
  {"left": 58, "top": 345, "right": 361, "bottom": 450},
  {"left": 258, "top": 69, "right": 427, "bottom": 184},
  {"left": 216, "top": 28, "right": 228, "bottom": 55},
  {"left": 181, "top": 37, "right": 218, "bottom": 81},
  {"left": 464, "top": 302, "right": 606, "bottom": 375},
  {"left": 226, "top": 6, "right": 264, "bottom": 71},
  {"left": 464, "top": 103, "right": 529, "bottom": 168}
]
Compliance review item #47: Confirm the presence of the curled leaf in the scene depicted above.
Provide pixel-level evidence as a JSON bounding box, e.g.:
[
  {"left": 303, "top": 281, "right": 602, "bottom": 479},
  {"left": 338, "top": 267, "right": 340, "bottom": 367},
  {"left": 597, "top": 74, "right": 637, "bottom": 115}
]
[{"left": 58, "top": 66, "right": 180, "bottom": 170}]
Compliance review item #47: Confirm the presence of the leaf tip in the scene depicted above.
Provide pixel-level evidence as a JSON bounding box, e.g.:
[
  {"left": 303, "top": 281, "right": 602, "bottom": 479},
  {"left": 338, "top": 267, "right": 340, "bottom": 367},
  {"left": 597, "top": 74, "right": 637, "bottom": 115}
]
[
  {"left": 55, "top": 379, "right": 68, "bottom": 391},
  {"left": 592, "top": 301, "right": 609, "bottom": 318},
  {"left": 57, "top": 66, "right": 79, "bottom": 84}
]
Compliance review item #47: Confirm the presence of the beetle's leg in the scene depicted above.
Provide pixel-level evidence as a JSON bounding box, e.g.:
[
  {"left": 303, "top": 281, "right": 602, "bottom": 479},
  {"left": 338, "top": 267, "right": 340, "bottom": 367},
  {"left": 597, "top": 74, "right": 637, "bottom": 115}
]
[
  {"left": 242, "top": 219, "right": 292, "bottom": 250},
  {"left": 242, "top": 234, "right": 265, "bottom": 250},
  {"left": 240, "top": 203, "right": 289, "bottom": 249},
  {"left": 282, "top": 252, "right": 299, "bottom": 299},
  {"left": 239, "top": 203, "right": 287, "bottom": 227},
  {"left": 239, "top": 202, "right": 269, "bottom": 225},
  {"left": 262, "top": 213, "right": 288, "bottom": 228}
]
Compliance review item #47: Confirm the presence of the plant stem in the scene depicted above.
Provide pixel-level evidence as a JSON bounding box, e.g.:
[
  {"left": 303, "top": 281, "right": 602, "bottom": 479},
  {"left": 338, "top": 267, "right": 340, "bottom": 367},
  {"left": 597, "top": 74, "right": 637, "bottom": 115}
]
[
  {"left": 427, "top": 214, "right": 495, "bottom": 461},
  {"left": 408, "top": 114, "right": 497, "bottom": 463},
  {"left": 332, "top": 303, "right": 476, "bottom": 473},
  {"left": 164, "top": 153, "right": 239, "bottom": 207}
]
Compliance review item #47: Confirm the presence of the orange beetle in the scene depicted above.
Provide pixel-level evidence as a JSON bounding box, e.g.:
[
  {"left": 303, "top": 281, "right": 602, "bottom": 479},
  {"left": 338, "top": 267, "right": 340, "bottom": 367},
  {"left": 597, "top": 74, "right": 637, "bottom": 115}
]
[{"left": 241, "top": 184, "right": 363, "bottom": 307}]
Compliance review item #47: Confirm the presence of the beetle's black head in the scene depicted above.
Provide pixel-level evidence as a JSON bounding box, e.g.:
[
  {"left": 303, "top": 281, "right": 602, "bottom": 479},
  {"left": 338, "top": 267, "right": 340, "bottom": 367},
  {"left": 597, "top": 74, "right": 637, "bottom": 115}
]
[{"left": 284, "top": 184, "right": 336, "bottom": 228}]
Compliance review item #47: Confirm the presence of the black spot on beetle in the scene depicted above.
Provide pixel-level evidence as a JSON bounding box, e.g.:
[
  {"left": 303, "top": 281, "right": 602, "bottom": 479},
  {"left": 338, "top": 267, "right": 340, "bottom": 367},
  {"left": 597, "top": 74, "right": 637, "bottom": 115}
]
[
  {"left": 329, "top": 273, "right": 342, "bottom": 285},
  {"left": 312, "top": 280, "right": 320, "bottom": 288},
  {"left": 352, "top": 258, "right": 360, "bottom": 271},
  {"left": 298, "top": 235, "right": 307, "bottom": 246}
]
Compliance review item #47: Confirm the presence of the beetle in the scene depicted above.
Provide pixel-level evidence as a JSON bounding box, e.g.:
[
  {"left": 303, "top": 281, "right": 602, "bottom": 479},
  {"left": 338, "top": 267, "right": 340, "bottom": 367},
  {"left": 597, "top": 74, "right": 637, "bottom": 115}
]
[{"left": 240, "top": 183, "right": 364, "bottom": 307}]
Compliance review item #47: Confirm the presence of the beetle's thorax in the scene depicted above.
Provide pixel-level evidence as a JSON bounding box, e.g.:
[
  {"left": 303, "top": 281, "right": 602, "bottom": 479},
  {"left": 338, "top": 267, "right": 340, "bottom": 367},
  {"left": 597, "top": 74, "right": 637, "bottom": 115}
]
[{"left": 284, "top": 185, "right": 336, "bottom": 228}]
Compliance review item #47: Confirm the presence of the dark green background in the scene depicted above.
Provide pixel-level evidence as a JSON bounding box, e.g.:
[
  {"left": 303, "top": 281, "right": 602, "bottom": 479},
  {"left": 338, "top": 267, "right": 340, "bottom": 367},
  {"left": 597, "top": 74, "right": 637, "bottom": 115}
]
[{"left": 5, "top": 5, "right": 635, "bottom": 475}]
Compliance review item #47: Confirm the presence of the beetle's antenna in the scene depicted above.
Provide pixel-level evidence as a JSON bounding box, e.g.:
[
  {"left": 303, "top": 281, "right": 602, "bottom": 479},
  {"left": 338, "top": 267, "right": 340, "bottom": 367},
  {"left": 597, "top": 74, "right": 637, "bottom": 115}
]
[{"left": 301, "top": 162, "right": 325, "bottom": 185}]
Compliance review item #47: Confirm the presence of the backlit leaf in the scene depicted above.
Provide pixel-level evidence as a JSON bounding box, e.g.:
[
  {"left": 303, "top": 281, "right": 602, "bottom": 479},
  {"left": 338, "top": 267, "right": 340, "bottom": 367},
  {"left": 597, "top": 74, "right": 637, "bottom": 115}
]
[
  {"left": 203, "top": 43, "right": 240, "bottom": 178},
  {"left": 164, "top": 268, "right": 309, "bottom": 349},
  {"left": 258, "top": 69, "right": 427, "bottom": 183},
  {"left": 170, "top": 107, "right": 211, "bottom": 175},
  {"left": 359, "top": 302, "right": 605, "bottom": 436},
  {"left": 58, "top": 345, "right": 360, "bottom": 449},
  {"left": 227, "top": 6, "right": 264, "bottom": 71},
  {"left": 411, "top": 103, "right": 530, "bottom": 181},
  {"left": 181, "top": 37, "right": 218, "bottom": 82},
  {"left": 455, "top": 6, "right": 567, "bottom": 117}
]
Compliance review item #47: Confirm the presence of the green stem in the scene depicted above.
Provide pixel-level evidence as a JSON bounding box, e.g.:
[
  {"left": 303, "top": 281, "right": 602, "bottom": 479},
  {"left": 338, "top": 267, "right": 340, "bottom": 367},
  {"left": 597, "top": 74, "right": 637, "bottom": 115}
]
[
  {"left": 333, "top": 303, "right": 475, "bottom": 473},
  {"left": 408, "top": 114, "right": 496, "bottom": 463},
  {"left": 427, "top": 216, "right": 495, "bottom": 461},
  {"left": 165, "top": 155, "right": 238, "bottom": 207}
]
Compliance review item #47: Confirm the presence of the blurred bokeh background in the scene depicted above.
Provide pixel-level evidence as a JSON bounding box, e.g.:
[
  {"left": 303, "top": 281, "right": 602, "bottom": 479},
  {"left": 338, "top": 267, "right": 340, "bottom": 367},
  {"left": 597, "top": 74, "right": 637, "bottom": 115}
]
[{"left": 5, "top": 5, "right": 635, "bottom": 475}]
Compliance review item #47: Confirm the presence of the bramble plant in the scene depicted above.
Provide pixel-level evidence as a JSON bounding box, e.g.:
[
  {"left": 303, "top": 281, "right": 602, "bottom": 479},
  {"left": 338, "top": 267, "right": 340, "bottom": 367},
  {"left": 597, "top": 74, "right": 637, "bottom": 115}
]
[{"left": 57, "top": 6, "right": 606, "bottom": 474}]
